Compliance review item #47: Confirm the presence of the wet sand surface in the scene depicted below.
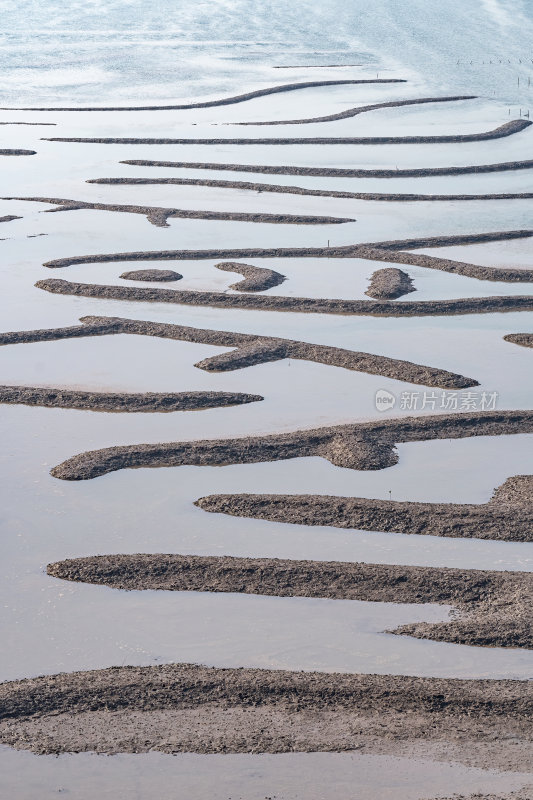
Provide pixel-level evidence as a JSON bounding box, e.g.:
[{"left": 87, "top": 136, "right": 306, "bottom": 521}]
[{"left": 1, "top": 37, "right": 533, "bottom": 799}]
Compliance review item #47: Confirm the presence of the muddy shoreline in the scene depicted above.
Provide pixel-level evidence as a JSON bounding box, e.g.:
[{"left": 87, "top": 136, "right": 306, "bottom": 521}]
[
  {"left": 47, "top": 552, "right": 533, "bottom": 648},
  {"left": 366, "top": 267, "right": 415, "bottom": 299},
  {"left": 36, "top": 277, "right": 533, "bottom": 316},
  {"left": 504, "top": 333, "right": 533, "bottom": 348},
  {"left": 91, "top": 175, "right": 533, "bottom": 205},
  {"left": 46, "top": 410, "right": 533, "bottom": 480},
  {"left": 1, "top": 78, "right": 404, "bottom": 111},
  {"left": 196, "top": 474, "right": 533, "bottom": 542},
  {"left": 0, "top": 314, "right": 476, "bottom": 388},
  {"left": 0, "top": 386, "right": 262, "bottom": 412},
  {"left": 4, "top": 196, "right": 353, "bottom": 226},
  {"left": 214, "top": 261, "right": 285, "bottom": 291},
  {"left": 0, "top": 663, "right": 531, "bottom": 769},
  {"left": 44, "top": 119, "right": 530, "bottom": 145}
]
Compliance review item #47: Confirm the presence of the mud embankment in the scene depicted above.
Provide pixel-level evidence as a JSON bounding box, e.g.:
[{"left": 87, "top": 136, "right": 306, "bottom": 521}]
[
  {"left": 47, "top": 552, "right": 533, "bottom": 648},
  {"left": 0, "top": 314, "right": 477, "bottom": 389},
  {"left": 0, "top": 663, "right": 531, "bottom": 770},
  {"left": 0, "top": 386, "right": 262, "bottom": 412},
  {"left": 0, "top": 149, "right": 36, "bottom": 155},
  {"left": 120, "top": 269, "right": 183, "bottom": 281},
  {"left": 214, "top": 261, "right": 285, "bottom": 291},
  {"left": 43, "top": 119, "right": 531, "bottom": 145},
  {"left": 197, "top": 474, "right": 533, "bottom": 543},
  {"left": 504, "top": 333, "right": 533, "bottom": 348},
  {"left": 46, "top": 410, "right": 533, "bottom": 481},
  {"left": 366, "top": 267, "right": 415, "bottom": 299}
]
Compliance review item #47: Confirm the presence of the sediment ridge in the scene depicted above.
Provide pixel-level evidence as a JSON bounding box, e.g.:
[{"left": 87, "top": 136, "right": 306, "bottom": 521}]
[
  {"left": 504, "top": 333, "right": 533, "bottom": 348},
  {"left": 47, "top": 552, "right": 533, "bottom": 647},
  {"left": 0, "top": 386, "right": 262, "bottom": 413},
  {"left": 120, "top": 268, "right": 183, "bottom": 281},
  {"left": 366, "top": 267, "right": 415, "bottom": 299},
  {"left": 196, "top": 474, "right": 533, "bottom": 542},
  {"left": 46, "top": 410, "right": 533, "bottom": 481},
  {"left": 43, "top": 119, "right": 531, "bottom": 145},
  {"left": 0, "top": 314, "right": 477, "bottom": 389},
  {"left": 214, "top": 261, "right": 285, "bottom": 291},
  {"left": 0, "top": 149, "right": 36, "bottom": 155},
  {"left": 0, "top": 663, "right": 531, "bottom": 770}
]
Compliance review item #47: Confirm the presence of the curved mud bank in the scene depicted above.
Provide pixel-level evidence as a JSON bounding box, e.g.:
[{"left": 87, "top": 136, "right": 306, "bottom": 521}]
[
  {"left": 43, "top": 119, "right": 531, "bottom": 145},
  {"left": 504, "top": 333, "right": 533, "bottom": 348},
  {"left": 121, "top": 158, "right": 533, "bottom": 178},
  {"left": 0, "top": 315, "right": 477, "bottom": 389},
  {"left": 0, "top": 215, "right": 21, "bottom": 224},
  {"left": 47, "top": 553, "right": 533, "bottom": 649},
  {"left": 43, "top": 230, "right": 533, "bottom": 283},
  {"left": 35, "top": 277, "right": 533, "bottom": 317},
  {"left": 214, "top": 261, "right": 285, "bottom": 291},
  {"left": 236, "top": 94, "right": 475, "bottom": 125},
  {"left": 0, "top": 663, "right": 531, "bottom": 769},
  {"left": 93, "top": 175, "right": 533, "bottom": 205},
  {"left": 120, "top": 268, "right": 183, "bottom": 282},
  {"left": 0, "top": 149, "right": 36, "bottom": 156},
  {"left": 3, "top": 197, "right": 353, "bottom": 226},
  {"left": 2, "top": 79, "right": 404, "bottom": 111},
  {"left": 48, "top": 410, "right": 533, "bottom": 481},
  {"left": 0, "top": 386, "right": 262, "bottom": 413},
  {"left": 366, "top": 267, "right": 415, "bottom": 299},
  {"left": 196, "top": 474, "right": 533, "bottom": 543}
]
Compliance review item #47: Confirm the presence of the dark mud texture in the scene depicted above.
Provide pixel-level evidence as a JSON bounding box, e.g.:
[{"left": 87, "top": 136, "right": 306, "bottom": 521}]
[
  {"left": 504, "top": 333, "right": 533, "bottom": 349},
  {"left": 3, "top": 196, "right": 353, "bottom": 226},
  {"left": 236, "top": 94, "right": 475, "bottom": 125},
  {"left": 366, "top": 267, "right": 415, "bottom": 299},
  {"left": 48, "top": 552, "right": 533, "bottom": 649},
  {"left": 94, "top": 174, "right": 533, "bottom": 206},
  {"left": 214, "top": 261, "right": 285, "bottom": 291},
  {"left": 0, "top": 149, "right": 36, "bottom": 155},
  {"left": 197, "top": 474, "right": 533, "bottom": 543},
  {"left": 41, "top": 228, "right": 533, "bottom": 283},
  {"left": 116, "top": 157, "right": 533, "bottom": 178},
  {"left": 47, "top": 410, "right": 533, "bottom": 481},
  {"left": 36, "top": 276, "right": 533, "bottom": 317},
  {"left": 43, "top": 119, "right": 531, "bottom": 145},
  {"left": 0, "top": 385, "right": 262, "bottom": 413},
  {"left": 120, "top": 268, "right": 183, "bottom": 282},
  {"left": 0, "top": 663, "right": 531, "bottom": 771},
  {"left": 0, "top": 215, "right": 22, "bottom": 224},
  {"left": 0, "top": 314, "right": 477, "bottom": 390}
]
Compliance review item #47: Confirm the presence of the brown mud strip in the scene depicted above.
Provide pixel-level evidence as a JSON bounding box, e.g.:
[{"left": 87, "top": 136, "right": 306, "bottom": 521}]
[
  {"left": 214, "top": 261, "right": 285, "bottom": 291},
  {"left": 120, "top": 268, "right": 183, "bottom": 281},
  {"left": 115, "top": 157, "right": 533, "bottom": 178},
  {"left": 236, "top": 94, "right": 475, "bottom": 125},
  {"left": 48, "top": 550, "right": 533, "bottom": 648},
  {"left": 35, "top": 277, "right": 533, "bottom": 316},
  {"left": 0, "top": 149, "right": 36, "bottom": 155},
  {"left": 0, "top": 121, "right": 55, "bottom": 126},
  {"left": 504, "top": 333, "right": 533, "bottom": 348},
  {"left": 0, "top": 663, "right": 531, "bottom": 771},
  {"left": 197, "top": 474, "right": 533, "bottom": 543},
  {"left": 2, "top": 196, "right": 353, "bottom": 227},
  {"left": 46, "top": 410, "right": 533, "bottom": 481},
  {"left": 0, "top": 314, "right": 476, "bottom": 389},
  {"left": 41, "top": 229, "right": 533, "bottom": 283},
  {"left": 0, "top": 215, "right": 21, "bottom": 224},
  {"left": 366, "top": 267, "right": 415, "bottom": 299},
  {"left": 43, "top": 119, "right": 531, "bottom": 145},
  {"left": 1, "top": 79, "right": 404, "bottom": 112},
  {"left": 0, "top": 386, "right": 262, "bottom": 413}
]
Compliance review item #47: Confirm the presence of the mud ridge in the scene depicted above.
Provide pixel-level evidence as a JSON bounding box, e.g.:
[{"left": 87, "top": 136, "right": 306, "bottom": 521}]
[
  {"left": 0, "top": 149, "right": 36, "bottom": 155},
  {"left": 0, "top": 121, "right": 55, "bottom": 126},
  {"left": 0, "top": 663, "right": 531, "bottom": 768},
  {"left": 0, "top": 314, "right": 476, "bottom": 389},
  {"left": 47, "top": 410, "right": 533, "bottom": 481},
  {"left": 1, "top": 79, "right": 404, "bottom": 112},
  {"left": 47, "top": 551, "right": 533, "bottom": 647},
  {"left": 197, "top": 474, "right": 533, "bottom": 543},
  {"left": 95, "top": 174, "right": 533, "bottom": 206},
  {"left": 35, "top": 277, "right": 533, "bottom": 316},
  {"left": 0, "top": 215, "right": 22, "bottom": 224},
  {"left": 236, "top": 94, "right": 475, "bottom": 125},
  {"left": 120, "top": 268, "right": 183, "bottom": 282},
  {"left": 366, "top": 267, "right": 415, "bottom": 299},
  {"left": 42, "top": 230, "right": 533, "bottom": 283},
  {"left": 0, "top": 386, "right": 262, "bottom": 413},
  {"left": 504, "top": 333, "right": 533, "bottom": 348},
  {"left": 3, "top": 197, "right": 353, "bottom": 226},
  {"left": 43, "top": 119, "right": 531, "bottom": 145},
  {"left": 214, "top": 261, "right": 285, "bottom": 291},
  {"left": 116, "top": 157, "right": 533, "bottom": 178}
]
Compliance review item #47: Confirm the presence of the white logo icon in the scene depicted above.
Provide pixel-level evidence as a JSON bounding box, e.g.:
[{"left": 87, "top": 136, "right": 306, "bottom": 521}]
[{"left": 375, "top": 389, "right": 396, "bottom": 412}]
